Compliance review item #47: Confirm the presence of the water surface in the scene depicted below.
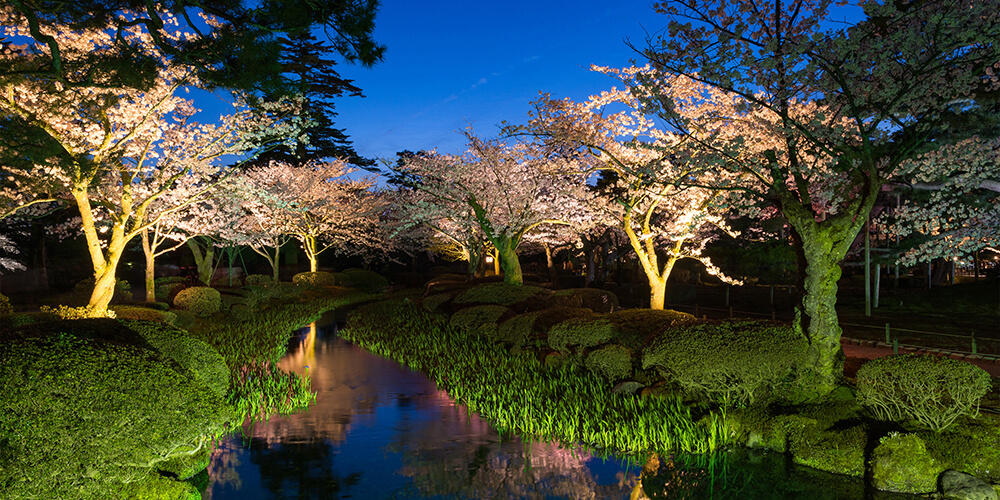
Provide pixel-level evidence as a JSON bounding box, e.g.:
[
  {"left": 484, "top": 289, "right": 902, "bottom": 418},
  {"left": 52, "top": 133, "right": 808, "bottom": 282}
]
[{"left": 205, "top": 318, "right": 915, "bottom": 499}]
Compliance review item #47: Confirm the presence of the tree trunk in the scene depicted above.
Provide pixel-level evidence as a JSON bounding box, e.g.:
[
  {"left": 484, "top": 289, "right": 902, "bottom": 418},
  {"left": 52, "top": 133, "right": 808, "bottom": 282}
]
[
  {"left": 649, "top": 278, "right": 667, "bottom": 311},
  {"left": 543, "top": 243, "right": 558, "bottom": 286},
  {"left": 495, "top": 238, "right": 523, "bottom": 285},
  {"left": 141, "top": 229, "right": 156, "bottom": 303},
  {"left": 187, "top": 239, "right": 215, "bottom": 285},
  {"left": 271, "top": 243, "right": 281, "bottom": 282}
]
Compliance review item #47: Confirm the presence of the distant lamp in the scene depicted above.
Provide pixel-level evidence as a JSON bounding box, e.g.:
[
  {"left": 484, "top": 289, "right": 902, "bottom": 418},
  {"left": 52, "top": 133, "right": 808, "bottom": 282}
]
[{"left": 485, "top": 255, "right": 494, "bottom": 264}]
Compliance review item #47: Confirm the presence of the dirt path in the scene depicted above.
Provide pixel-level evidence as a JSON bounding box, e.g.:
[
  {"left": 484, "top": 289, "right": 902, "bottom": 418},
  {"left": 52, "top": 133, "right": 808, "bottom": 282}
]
[{"left": 842, "top": 338, "right": 1000, "bottom": 378}]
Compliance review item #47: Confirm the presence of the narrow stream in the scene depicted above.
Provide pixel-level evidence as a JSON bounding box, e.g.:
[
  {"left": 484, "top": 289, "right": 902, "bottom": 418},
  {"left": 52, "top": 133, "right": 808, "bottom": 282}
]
[{"left": 205, "top": 316, "right": 915, "bottom": 499}]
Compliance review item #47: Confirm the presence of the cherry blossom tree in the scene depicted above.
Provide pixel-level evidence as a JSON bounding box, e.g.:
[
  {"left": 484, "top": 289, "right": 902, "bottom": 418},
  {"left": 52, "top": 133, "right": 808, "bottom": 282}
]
[
  {"left": 520, "top": 86, "right": 744, "bottom": 309},
  {"left": 889, "top": 137, "right": 1000, "bottom": 266},
  {"left": 393, "top": 133, "right": 591, "bottom": 285},
  {"left": 625, "top": 0, "right": 1000, "bottom": 389},
  {"left": 243, "top": 160, "right": 386, "bottom": 273},
  {"left": 0, "top": 13, "right": 307, "bottom": 314}
]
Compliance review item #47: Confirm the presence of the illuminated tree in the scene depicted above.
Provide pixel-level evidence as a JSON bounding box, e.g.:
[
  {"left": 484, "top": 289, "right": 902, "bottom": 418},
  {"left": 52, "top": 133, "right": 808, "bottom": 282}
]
[
  {"left": 243, "top": 160, "right": 386, "bottom": 273},
  {"left": 0, "top": 12, "right": 305, "bottom": 313},
  {"left": 394, "top": 133, "right": 590, "bottom": 285},
  {"left": 522, "top": 85, "right": 743, "bottom": 309},
  {"left": 628, "top": 0, "right": 1000, "bottom": 388}
]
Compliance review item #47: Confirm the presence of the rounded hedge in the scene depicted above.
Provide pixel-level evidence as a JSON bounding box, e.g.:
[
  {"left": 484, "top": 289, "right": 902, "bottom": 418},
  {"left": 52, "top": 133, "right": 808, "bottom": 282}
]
[
  {"left": 173, "top": 287, "right": 222, "bottom": 317},
  {"left": 609, "top": 308, "right": 698, "bottom": 348},
  {"left": 110, "top": 305, "right": 177, "bottom": 325},
  {"left": 292, "top": 271, "right": 337, "bottom": 287},
  {"left": 422, "top": 292, "right": 455, "bottom": 312},
  {"left": 244, "top": 274, "right": 274, "bottom": 287},
  {"left": 156, "top": 282, "right": 188, "bottom": 303},
  {"left": 585, "top": 344, "right": 633, "bottom": 381},
  {"left": 448, "top": 305, "right": 509, "bottom": 337},
  {"left": 856, "top": 354, "right": 991, "bottom": 432},
  {"left": 497, "top": 307, "right": 594, "bottom": 349},
  {"left": 123, "top": 320, "right": 230, "bottom": 397},
  {"left": 642, "top": 320, "right": 814, "bottom": 406},
  {"left": 0, "top": 329, "right": 227, "bottom": 498},
  {"left": 547, "top": 317, "right": 618, "bottom": 354}
]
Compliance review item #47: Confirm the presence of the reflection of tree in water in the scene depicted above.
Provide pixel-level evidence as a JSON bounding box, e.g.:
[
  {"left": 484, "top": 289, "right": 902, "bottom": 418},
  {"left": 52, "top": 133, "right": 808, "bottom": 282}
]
[
  {"left": 247, "top": 437, "right": 362, "bottom": 500},
  {"left": 390, "top": 400, "right": 639, "bottom": 499},
  {"left": 205, "top": 440, "right": 244, "bottom": 497}
]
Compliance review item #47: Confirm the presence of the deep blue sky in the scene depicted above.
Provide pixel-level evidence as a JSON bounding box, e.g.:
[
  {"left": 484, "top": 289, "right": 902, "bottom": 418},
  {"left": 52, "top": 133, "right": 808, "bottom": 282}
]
[{"left": 332, "top": 1, "right": 668, "bottom": 161}]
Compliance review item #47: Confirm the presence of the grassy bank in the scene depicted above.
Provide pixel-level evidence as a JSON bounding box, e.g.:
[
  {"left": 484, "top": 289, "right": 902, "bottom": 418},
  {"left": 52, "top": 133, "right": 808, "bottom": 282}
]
[
  {"left": 342, "top": 298, "right": 735, "bottom": 456},
  {"left": 0, "top": 282, "right": 372, "bottom": 499}
]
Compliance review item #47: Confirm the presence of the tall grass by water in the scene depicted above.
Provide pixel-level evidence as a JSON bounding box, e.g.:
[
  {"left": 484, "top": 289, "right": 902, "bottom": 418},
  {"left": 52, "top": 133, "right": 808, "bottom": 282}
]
[{"left": 341, "top": 299, "right": 736, "bottom": 456}]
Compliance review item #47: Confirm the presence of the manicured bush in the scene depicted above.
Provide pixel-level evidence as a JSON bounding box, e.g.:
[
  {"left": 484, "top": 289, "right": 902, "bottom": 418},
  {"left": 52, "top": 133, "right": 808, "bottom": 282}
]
[
  {"left": 448, "top": 305, "right": 509, "bottom": 337},
  {"left": 551, "top": 288, "right": 619, "bottom": 313},
  {"left": 0, "top": 328, "right": 228, "bottom": 498},
  {"left": 0, "top": 311, "right": 57, "bottom": 330},
  {"left": 173, "top": 287, "right": 222, "bottom": 317},
  {"left": 0, "top": 293, "right": 12, "bottom": 316},
  {"left": 547, "top": 317, "right": 618, "bottom": 354},
  {"left": 335, "top": 268, "right": 390, "bottom": 293},
  {"left": 609, "top": 308, "right": 698, "bottom": 347},
  {"left": 453, "top": 282, "right": 549, "bottom": 306},
  {"left": 496, "top": 307, "right": 594, "bottom": 349},
  {"left": 422, "top": 292, "right": 455, "bottom": 312},
  {"left": 125, "top": 320, "right": 230, "bottom": 397},
  {"left": 869, "top": 433, "right": 942, "bottom": 493},
  {"left": 642, "top": 320, "right": 814, "bottom": 406},
  {"left": 111, "top": 305, "right": 177, "bottom": 325},
  {"left": 245, "top": 274, "right": 274, "bottom": 287},
  {"left": 292, "top": 271, "right": 337, "bottom": 287},
  {"left": 856, "top": 354, "right": 991, "bottom": 432},
  {"left": 584, "top": 344, "right": 633, "bottom": 381},
  {"left": 40, "top": 304, "right": 117, "bottom": 319},
  {"left": 156, "top": 282, "right": 188, "bottom": 303},
  {"left": 919, "top": 415, "right": 1000, "bottom": 482}
]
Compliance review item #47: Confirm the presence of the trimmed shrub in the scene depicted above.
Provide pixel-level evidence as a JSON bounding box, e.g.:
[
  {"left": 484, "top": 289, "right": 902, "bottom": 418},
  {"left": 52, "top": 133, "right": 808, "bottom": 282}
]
[
  {"left": 870, "top": 433, "right": 942, "bottom": 493},
  {"left": 173, "top": 287, "right": 222, "bottom": 317},
  {"left": 548, "top": 317, "right": 618, "bottom": 354},
  {"left": 497, "top": 307, "right": 594, "bottom": 349},
  {"left": 111, "top": 305, "right": 177, "bottom": 325},
  {"left": 0, "top": 311, "right": 57, "bottom": 330},
  {"left": 244, "top": 274, "right": 274, "bottom": 287},
  {"left": 40, "top": 304, "right": 117, "bottom": 319},
  {"left": 585, "top": 344, "right": 633, "bottom": 381},
  {"left": 552, "top": 288, "right": 619, "bottom": 313},
  {"left": 609, "top": 308, "right": 698, "bottom": 347},
  {"left": 0, "top": 293, "right": 12, "bottom": 316},
  {"left": 292, "top": 271, "right": 337, "bottom": 287},
  {"left": 156, "top": 282, "right": 188, "bottom": 303},
  {"left": 335, "top": 268, "right": 390, "bottom": 293},
  {"left": 641, "top": 320, "right": 813, "bottom": 406},
  {"left": 448, "top": 305, "right": 509, "bottom": 337},
  {"left": 920, "top": 414, "right": 1000, "bottom": 482},
  {"left": 856, "top": 354, "right": 991, "bottom": 432},
  {"left": 0, "top": 328, "right": 227, "bottom": 498},
  {"left": 453, "top": 282, "right": 549, "bottom": 306},
  {"left": 124, "top": 320, "right": 229, "bottom": 397},
  {"left": 422, "top": 292, "right": 455, "bottom": 312}
]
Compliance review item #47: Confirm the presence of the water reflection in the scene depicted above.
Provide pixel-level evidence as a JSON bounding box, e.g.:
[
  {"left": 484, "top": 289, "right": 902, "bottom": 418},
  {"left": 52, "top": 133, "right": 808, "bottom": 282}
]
[
  {"left": 206, "top": 320, "right": 638, "bottom": 499},
  {"left": 206, "top": 319, "right": 917, "bottom": 500}
]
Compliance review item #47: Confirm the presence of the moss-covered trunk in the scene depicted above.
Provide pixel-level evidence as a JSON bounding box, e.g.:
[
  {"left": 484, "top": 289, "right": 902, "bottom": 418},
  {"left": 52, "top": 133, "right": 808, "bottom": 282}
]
[
  {"left": 787, "top": 214, "right": 866, "bottom": 392},
  {"left": 187, "top": 239, "right": 215, "bottom": 285},
  {"left": 496, "top": 238, "right": 523, "bottom": 285}
]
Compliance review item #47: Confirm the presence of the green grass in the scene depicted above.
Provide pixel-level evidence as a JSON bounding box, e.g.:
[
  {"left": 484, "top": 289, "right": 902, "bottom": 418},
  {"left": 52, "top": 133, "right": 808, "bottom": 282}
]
[{"left": 341, "top": 299, "right": 736, "bottom": 456}]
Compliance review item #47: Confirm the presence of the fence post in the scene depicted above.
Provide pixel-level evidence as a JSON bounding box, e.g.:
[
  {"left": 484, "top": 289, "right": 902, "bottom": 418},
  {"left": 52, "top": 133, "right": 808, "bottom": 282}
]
[
  {"left": 694, "top": 304, "right": 699, "bottom": 317},
  {"left": 885, "top": 323, "right": 890, "bottom": 344},
  {"left": 729, "top": 305, "right": 734, "bottom": 319},
  {"left": 770, "top": 285, "right": 774, "bottom": 306},
  {"left": 972, "top": 330, "right": 977, "bottom": 355},
  {"left": 725, "top": 286, "right": 730, "bottom": 307},
  {"left": 892, "top": 338, "right": 899, "bottom": 355}
]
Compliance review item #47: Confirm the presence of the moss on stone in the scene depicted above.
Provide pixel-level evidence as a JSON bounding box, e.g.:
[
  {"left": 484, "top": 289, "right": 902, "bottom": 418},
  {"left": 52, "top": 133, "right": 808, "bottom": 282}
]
[
  {"left": 584, "top": 344, "right": 633, "bottom": 381},
  {"left": 870, "top": 432, "right": 943, "bottom": 493},
  {"left": 791, "top": 422, "right": 868, "bottom": 477},
  {"left": 448, "top": 305, "right": 509, "bottom": 337},
  {"left": 547, "top": 317, "right": 618, "bottom": 354},
  {"left": 919, "top": 414, "right": 1000, "bottom": 483}
]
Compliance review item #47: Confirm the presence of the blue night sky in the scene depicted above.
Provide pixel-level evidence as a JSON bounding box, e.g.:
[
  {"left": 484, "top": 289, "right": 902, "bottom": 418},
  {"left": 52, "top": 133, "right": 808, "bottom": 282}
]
[{"left": 331, "top": 1, "right": 668, "bottom": 161}]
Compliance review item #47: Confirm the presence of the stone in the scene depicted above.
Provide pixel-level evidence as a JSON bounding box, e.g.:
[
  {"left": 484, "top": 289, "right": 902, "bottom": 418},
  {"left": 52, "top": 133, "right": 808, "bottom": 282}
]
[
  {"left": 611, "top": 380, "right": 644, "bottom": 395},
  {"left": 939, "top": 470, "right": 998, "bottom": 500}
]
